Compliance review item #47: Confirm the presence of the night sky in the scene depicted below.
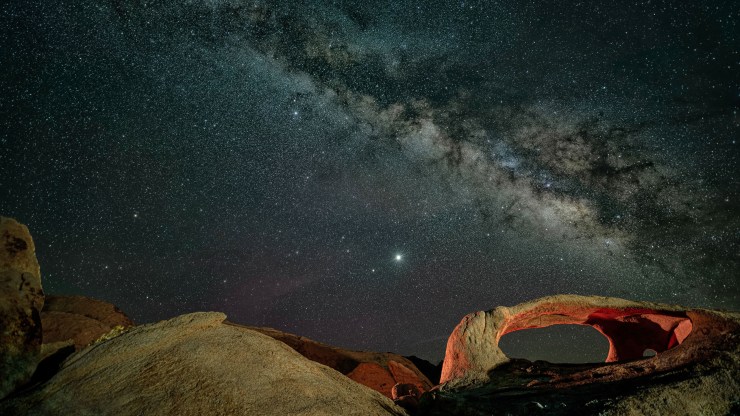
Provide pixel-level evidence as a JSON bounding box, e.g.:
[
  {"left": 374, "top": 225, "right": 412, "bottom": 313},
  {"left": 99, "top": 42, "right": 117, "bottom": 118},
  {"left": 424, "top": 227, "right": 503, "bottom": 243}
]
[{"left": 2, "top": 0, "right": 738, "bottom": 362}]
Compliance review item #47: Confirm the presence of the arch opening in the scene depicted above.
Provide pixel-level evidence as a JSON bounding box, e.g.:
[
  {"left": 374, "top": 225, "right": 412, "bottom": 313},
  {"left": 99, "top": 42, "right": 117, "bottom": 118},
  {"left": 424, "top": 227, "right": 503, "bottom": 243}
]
[
  {"left": 495, "top": 310, "right": 693, "bottom": 363},
  {"left": 498, "top": 324, "right": 610, "bottom": 363}
]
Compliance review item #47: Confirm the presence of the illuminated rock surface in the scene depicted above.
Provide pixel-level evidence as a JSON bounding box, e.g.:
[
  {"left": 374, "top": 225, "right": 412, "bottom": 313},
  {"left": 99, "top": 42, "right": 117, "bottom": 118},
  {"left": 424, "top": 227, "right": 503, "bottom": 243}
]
[
  {"left": 1, "top": 312, "right": 408, "bottom": 416},
  {"left": 1, "top": 218, "right": 736, "bottom": 415},
  {"left": 38, "top": 297, "right": 429, "bottom": 399},
  {"left": 240, "top": 324, "right": 433, "bottom": 398},
  {"left": 423, "top": 295, "right": 740, "bottom": 415},
  {"left": 0, "top": 217, "right": 43, "bottom": 399}
]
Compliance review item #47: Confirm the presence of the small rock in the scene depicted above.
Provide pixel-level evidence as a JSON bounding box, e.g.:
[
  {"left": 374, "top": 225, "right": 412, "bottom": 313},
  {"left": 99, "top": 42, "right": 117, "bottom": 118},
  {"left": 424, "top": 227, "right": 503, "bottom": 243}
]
[
  {"left": 392, "top": 383, "right": 421, "bottom": 400},
  {"left": 392, "top": 383, "right": 422, "bottom": 414}
]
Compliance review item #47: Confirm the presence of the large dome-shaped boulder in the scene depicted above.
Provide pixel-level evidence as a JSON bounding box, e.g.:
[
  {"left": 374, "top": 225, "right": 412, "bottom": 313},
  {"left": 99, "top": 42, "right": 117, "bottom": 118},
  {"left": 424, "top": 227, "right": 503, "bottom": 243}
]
[
  {"left": 1, "top": 312, "right": 408, "bottom": 416},
  {"left": 0, "top": 217, "right": 44, "bottom": 399}
]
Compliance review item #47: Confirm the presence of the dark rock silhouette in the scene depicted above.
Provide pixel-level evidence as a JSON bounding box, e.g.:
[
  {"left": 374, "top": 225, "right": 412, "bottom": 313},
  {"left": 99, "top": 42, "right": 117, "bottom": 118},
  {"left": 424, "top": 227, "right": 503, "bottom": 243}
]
[{"left": 404, "top": 355, "right": 443, "bottom": 385}]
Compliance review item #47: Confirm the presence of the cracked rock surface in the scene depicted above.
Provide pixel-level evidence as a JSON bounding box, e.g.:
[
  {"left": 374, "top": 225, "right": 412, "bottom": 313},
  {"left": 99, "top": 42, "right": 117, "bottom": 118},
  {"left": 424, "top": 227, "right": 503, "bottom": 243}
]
[{"left": 0, "top": 217, "right": 43, "bottom": 399}]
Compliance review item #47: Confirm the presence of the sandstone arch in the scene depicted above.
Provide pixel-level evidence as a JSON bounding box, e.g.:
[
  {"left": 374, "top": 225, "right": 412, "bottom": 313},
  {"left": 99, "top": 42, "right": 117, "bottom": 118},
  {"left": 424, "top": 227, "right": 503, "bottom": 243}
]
[
  {"left": 440, "top": 294, "right": 738, "bottom": 387},
  {"left": 498, "top": 304, "right": 692, "bottom": 364}
]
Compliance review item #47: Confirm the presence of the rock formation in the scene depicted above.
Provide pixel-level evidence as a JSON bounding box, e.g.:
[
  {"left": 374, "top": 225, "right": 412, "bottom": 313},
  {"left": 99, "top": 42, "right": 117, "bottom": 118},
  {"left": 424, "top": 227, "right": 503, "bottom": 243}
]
[
  {"left": 41, "top": 295, "right": 134, "bottom": 349},
  {"left": 403, "top": 355, "right": 443, "bottom": 385},
  {"left": 2, "top": 217, "right": 737, "bottom": 415},
  {"left": 38, "top": 297, "right": 429, "bottom": 400},
  {"left": 232, "top": 323, "right": 433, "bottom": 399},
  {"left": 0, "top": 217, "right": 43, "bottom": 399},
  {"left": 392, "top": 383, "right": 423, "bottom": 413},
  {"left": 424, "top": 294, "right": 740, "bottom": 415},
  {"left": 2, "top": 312, "right": 408, "bottom": 416}
]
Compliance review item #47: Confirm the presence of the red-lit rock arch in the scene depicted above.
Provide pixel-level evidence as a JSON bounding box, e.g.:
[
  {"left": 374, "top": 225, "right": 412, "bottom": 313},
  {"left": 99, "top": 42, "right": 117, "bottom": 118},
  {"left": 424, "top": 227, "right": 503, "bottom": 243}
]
[
  {"left": 440, "top": 295, "right": 737, "bottom": 387},
  {"left": 497, "top": 303, "right": 692, "bottom": 363}
]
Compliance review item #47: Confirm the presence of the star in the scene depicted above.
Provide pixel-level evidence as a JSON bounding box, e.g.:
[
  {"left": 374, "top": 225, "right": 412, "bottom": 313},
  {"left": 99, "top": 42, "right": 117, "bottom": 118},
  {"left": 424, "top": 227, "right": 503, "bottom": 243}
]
[{"left": 2, "top": 0, "right": 734, "bottom": 369}]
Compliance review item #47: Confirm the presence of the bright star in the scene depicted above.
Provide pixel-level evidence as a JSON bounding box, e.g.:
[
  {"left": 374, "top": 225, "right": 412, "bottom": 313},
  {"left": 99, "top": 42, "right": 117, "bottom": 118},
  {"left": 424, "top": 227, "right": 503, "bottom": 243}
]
[{"left": 395, "top": 254, "right": 403, "bottom": 261}]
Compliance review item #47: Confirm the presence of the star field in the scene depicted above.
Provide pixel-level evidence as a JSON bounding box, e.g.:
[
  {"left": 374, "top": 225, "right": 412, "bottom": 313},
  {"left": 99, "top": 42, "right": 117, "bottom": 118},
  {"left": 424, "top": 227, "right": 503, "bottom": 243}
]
[{"left": 1, "top": 0, "right": 738, "bottom": 361}]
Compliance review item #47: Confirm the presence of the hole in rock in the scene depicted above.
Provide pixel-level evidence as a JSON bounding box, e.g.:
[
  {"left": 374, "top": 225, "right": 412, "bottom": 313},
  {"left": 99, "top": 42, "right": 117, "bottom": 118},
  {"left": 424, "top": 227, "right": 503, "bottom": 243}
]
[
  {"left": 499, "top": 325, "right": 610, "bottom": 363},
  {"left": 643, "top": 349, "right": 657, "bottom": 357}
]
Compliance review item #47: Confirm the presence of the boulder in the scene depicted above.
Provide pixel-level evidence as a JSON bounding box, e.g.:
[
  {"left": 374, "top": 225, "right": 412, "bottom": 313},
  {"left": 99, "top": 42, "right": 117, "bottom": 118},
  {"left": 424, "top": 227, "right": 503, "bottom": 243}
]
[
  {"left": 1, "top": 312, "right": 408, "bottom": 416},
  {"left": 0, "top": 216, "right": 43, "bottom": 399},
  {"left": 41, "top": 295, "right": 134, "bottom": 349},
  {"left": 392, "top": 383, "right": 422, "bottom": 414},
  {"left": 424, "top": 294, "right": 740, "bottom": 415},
  {"left": 392, "top": 383, "right": 422, "bottom": 401},
  {"left": 233, "top": 324, "right": 433, "bottom": 398}
]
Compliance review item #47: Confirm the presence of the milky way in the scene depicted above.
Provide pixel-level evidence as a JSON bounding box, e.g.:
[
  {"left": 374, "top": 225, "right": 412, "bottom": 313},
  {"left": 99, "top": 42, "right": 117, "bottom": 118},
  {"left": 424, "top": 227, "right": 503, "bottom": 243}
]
[{"left": 1, "top": 0, "right": 737, "bottom": 361}]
